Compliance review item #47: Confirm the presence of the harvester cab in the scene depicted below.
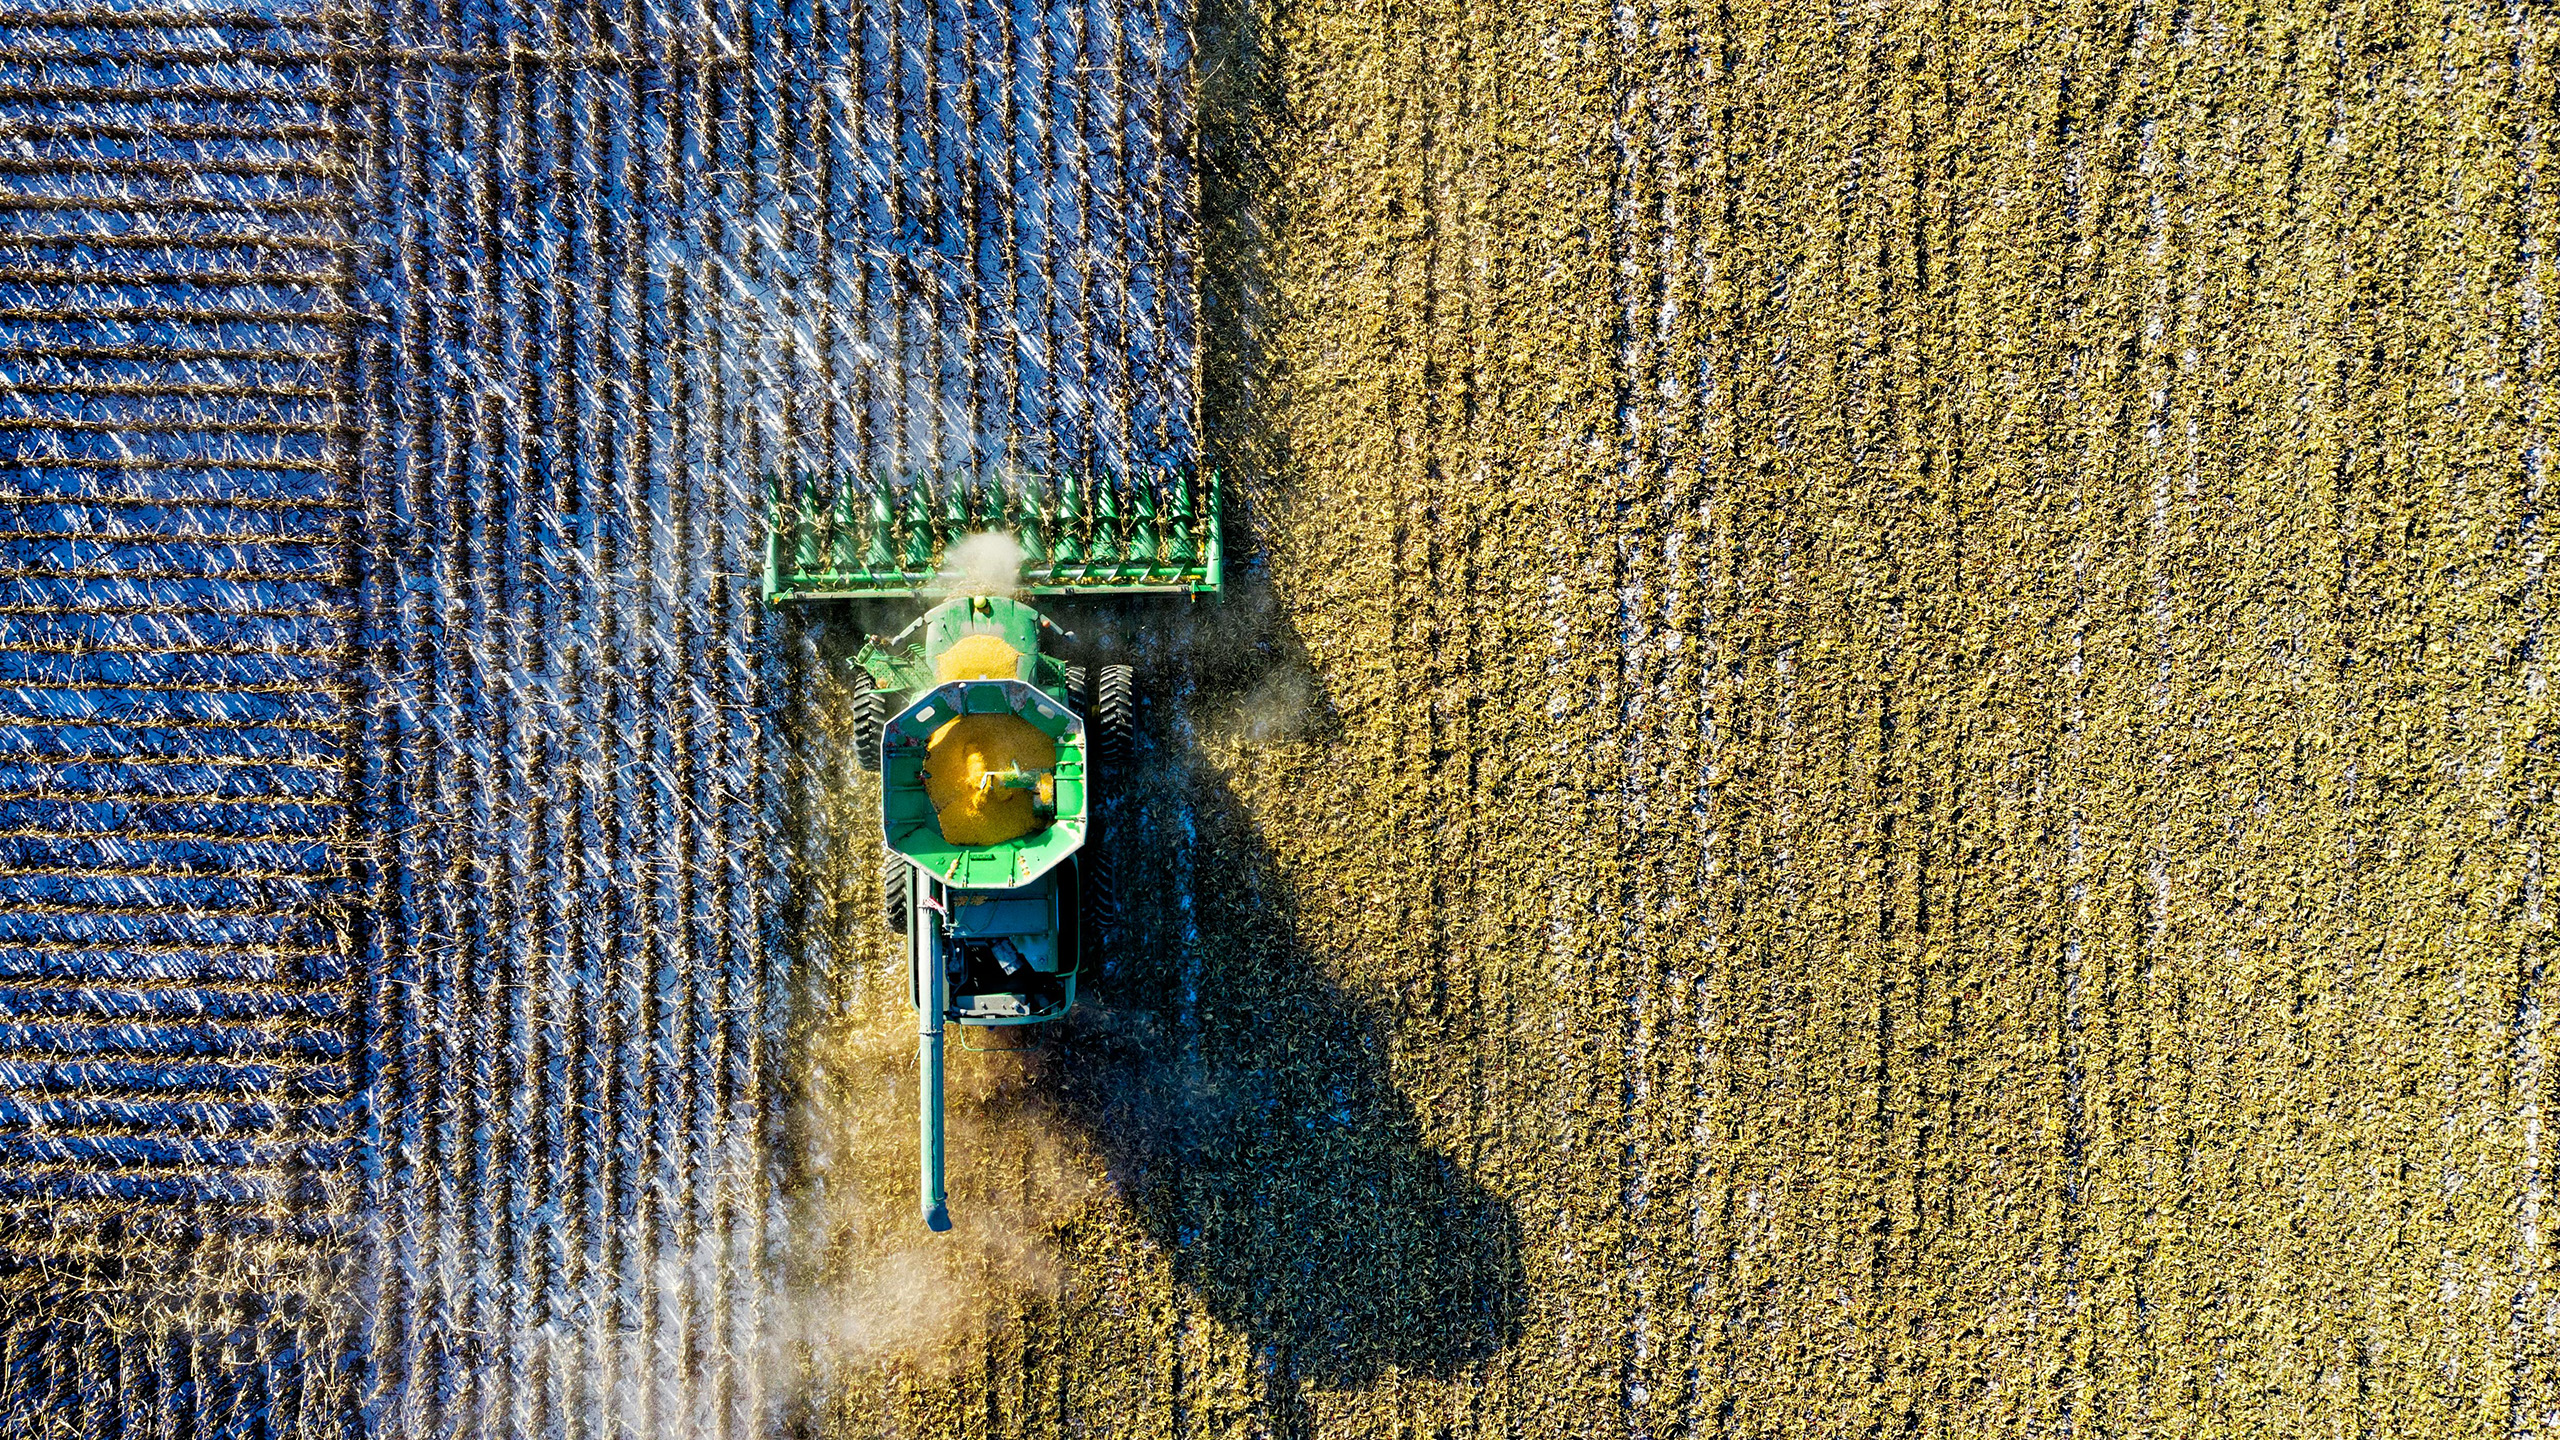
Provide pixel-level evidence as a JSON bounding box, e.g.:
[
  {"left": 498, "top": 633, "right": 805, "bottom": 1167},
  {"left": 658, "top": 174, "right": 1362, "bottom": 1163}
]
[{"left": 763, "top": 470, "right": 1216, "bottom": 1231}]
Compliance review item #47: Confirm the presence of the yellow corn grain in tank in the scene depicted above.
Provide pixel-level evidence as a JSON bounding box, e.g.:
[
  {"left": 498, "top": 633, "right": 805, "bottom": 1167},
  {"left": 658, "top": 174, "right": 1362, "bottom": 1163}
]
[
  {"left": 933, "top": 634, "right": 1021, "bottom": 683},
  {"left": 922, "top": 712, "right": 1057, "bottom": 846}
]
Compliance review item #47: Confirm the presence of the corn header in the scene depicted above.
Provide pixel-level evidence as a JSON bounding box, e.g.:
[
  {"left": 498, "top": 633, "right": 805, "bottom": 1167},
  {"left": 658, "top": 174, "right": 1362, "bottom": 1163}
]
[
  {"left": 765, "top": 468, "right": 1220, "bottom": 600},
  {"left": 767, "top": 470, "right": 1214, "bottom": 1230}
]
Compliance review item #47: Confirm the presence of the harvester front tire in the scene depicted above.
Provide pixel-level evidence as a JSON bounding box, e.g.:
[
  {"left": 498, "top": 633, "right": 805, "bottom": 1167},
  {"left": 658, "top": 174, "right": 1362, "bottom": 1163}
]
[
  {"left": 1088, "top": 665, "right": 1135, "bottom": 943},
  {"left": 850, "top": 673, "right": 884, "bottom": 774},
  {"left": 1095, "top": 665, "right": 1135, "bottom": 773}
]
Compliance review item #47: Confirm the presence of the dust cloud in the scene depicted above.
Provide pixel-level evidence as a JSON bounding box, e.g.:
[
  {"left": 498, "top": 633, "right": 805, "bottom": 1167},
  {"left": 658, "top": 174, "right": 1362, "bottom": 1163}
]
[
  {"left": 764, "top": 1000, "right": 1100, "bottom": 1388},
  {"left": 506, "top": 939, "right": 1109, "bottom": 1433},
  {"left": 1216, "top": 665, "right": 1319, "bottom": 744},
  {"left": 935, "top": 531, "right": 1031, "bottom": 599}
]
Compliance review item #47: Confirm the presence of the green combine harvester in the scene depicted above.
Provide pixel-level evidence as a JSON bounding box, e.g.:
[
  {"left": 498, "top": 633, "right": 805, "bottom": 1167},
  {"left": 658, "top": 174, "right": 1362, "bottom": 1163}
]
[{"left": 766, "top": 469, "right": 1218, "bottom": 1230}]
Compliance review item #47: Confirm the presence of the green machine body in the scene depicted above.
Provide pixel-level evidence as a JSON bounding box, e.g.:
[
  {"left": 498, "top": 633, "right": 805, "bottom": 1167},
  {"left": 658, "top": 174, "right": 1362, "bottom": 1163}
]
[{"left": 843, "top": 595, "right": 1130, "bottom": 1232}]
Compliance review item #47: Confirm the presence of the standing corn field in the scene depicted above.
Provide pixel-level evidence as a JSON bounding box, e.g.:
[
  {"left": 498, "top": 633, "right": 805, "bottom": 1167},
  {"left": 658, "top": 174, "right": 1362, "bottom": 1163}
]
[{"left": 0, "top": 0, "right": 1202, "bottom": 1430}]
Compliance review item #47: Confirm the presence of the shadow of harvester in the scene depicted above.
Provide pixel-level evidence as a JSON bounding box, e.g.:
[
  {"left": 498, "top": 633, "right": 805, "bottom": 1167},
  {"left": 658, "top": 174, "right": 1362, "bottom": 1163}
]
[{"left": 1039, "top": 644, "right": 1524, "bottom": 1386}]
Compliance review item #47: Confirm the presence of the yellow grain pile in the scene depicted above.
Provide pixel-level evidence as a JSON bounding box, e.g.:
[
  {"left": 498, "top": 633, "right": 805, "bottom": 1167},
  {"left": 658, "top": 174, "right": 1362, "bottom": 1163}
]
[
  {"left": 919, "top": 633, "right": 1050, "bottom": 845},
  {"left": 923, "top": 715, "right": 1054, "bottom": 845},
  {"left": 934, "top": 634, "right": 1021, "bottom": 683}
]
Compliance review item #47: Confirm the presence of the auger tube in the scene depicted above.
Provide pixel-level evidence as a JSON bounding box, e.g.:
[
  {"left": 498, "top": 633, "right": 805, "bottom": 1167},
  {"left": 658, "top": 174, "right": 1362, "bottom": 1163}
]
[{"left": 917, "top": 881, "right": 951, "bottom": 1232}]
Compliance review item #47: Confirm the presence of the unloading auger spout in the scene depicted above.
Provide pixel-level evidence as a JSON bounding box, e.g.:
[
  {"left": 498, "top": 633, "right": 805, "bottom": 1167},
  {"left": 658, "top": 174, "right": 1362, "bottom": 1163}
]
[{"left": 918, "top": 909, "right": 950, "bottom": 1231}]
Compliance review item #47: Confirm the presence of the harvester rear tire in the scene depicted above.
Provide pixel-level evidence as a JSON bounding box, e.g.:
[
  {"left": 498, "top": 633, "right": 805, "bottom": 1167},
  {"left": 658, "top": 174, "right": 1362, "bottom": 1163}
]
[
  {"left": 884, "top": 857, "right": 910, "bottom": 935},
  {"left": 850, "top": 673, "right": 884, "bottom": 774},
  {"left": 1085, "top": 848, "right": 1120, "bottom": 945}
]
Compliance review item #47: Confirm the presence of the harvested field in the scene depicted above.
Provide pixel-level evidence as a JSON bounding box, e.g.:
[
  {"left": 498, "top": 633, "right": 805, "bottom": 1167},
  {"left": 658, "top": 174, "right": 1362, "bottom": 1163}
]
[{"left": 4, "top": 0, "right": 2559, "bottom": 1434}]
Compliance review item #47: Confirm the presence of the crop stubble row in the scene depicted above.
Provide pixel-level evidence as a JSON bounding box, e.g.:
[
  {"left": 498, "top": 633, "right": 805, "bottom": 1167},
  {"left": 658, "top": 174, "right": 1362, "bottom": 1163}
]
[{"left": 832, "top": 0, "right": 2560, "bottom": 1434}]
